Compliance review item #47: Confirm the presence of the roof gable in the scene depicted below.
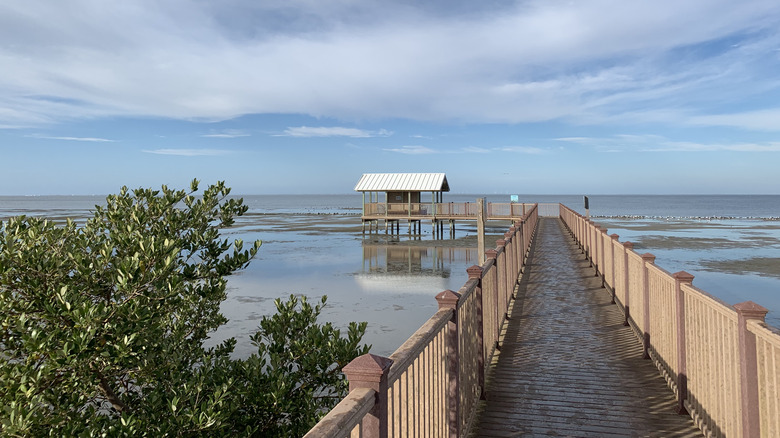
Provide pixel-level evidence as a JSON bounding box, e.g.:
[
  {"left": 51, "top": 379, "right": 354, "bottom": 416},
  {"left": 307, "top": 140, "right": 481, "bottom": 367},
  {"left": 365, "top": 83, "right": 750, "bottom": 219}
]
[{"left": 354, "top": 173, "right": 450, "bottom": 192}]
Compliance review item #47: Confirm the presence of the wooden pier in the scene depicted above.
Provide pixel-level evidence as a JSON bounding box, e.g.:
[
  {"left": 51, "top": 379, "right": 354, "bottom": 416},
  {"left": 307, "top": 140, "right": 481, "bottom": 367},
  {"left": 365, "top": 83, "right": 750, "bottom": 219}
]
[
  {"left": 306, "top": 204, "right": 780, "bottom": 438},
  {"left": 469, "top": 218, "right": 700, "bottom": 437}
]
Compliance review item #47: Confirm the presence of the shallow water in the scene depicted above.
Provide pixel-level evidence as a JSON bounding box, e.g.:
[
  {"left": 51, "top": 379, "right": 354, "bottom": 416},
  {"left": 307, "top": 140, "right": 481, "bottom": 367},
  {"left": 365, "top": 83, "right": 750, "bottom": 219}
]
[
  {"left": 2, "top": 194, "right": 779, "bottom": 358},
  {"left": 593, "top": 218, "right": 780, "bottom": 328},
  {"left": 212, "top": 213, "right": 490, "bottom": 357}
]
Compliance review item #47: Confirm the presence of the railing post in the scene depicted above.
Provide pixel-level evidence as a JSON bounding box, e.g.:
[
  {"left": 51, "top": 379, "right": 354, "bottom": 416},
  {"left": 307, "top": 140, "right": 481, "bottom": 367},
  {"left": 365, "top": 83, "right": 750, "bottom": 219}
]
[
  {"left": 641, "top": 253, "right": 655, "bottom": 360},
  {"left": 486, "top": 249, "right": 499, "bottom": 350},
  {"left": 734, "top": 301, "right": 769, "bottom": 438},
  {"left": 495, "top": 245, "right": 505, "bottom": 319},
  {"left": 598, "top": 227, "right": 608, "bottom": 286},
  {"left": 518, "top": 219, "right": 526, "bottom": 271},
  {"left": 673, "top": 271, "right": 694, "bottom": 415},
  {"left": 589, "top": 221, "right": 596, "bottom": 266},
  {"left": 593, "top": 225, "right": 601, "bottom": 274},
  {"left": 609, "top": 233, "right": 619, "bottom": 301},
  {"left": 521, "top": 219, "right": 528, "bottom": 270},
  {"left": 622, "top": 242, "right": 633, "bottom": 327},
  {"left": 585, "top": 220, "right": 592, "bottom": 264},
  {"left": 506, "top": 228, "right": 516, "bottom": 280},
  {"left": 436, "top": 289, "right": 461, "bottom": 438},
  {"left": 467, "top": 265, "right": 486, "bottom": 400},
  {"left": 342, "top": 353, "right": 394, "bottom": 438},
  {"left": 512, "top": 226, "right": 519, "bottom": 282},
  {"left": 496, "top": 240, "right": 509, "bottom": 316},
  {"left": 504, "top": 232, "right": 515, "bottom": 294}
]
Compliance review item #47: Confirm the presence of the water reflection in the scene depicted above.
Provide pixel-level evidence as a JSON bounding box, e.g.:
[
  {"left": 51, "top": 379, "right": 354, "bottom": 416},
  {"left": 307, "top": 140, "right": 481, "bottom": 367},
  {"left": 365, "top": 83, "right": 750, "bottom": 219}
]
[{"left": 356, "top": 244, "right": 478, "bottom": 294}]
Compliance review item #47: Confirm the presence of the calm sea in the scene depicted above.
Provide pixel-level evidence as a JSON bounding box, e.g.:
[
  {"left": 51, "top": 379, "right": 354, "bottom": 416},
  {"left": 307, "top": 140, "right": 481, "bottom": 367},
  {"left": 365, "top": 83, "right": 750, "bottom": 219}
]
[
  {"left": 3, "top": 194, "right": 779, "bottom": 219},
  {"left": 2, "top": 194, "right": 779, "bottom": 356}
]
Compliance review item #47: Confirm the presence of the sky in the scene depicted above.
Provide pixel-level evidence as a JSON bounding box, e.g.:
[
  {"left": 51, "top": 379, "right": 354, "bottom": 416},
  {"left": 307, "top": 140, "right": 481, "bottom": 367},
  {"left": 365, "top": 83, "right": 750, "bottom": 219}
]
[{"left": 2, "top": 0, "right": 780, "bottom": 195}]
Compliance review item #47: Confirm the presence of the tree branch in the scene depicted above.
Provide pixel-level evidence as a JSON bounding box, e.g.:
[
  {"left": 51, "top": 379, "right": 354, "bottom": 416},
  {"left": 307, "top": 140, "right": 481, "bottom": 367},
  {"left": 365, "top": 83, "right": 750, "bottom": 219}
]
[{"left": 96, "top": 371, "right": 131, "bottom": 414}]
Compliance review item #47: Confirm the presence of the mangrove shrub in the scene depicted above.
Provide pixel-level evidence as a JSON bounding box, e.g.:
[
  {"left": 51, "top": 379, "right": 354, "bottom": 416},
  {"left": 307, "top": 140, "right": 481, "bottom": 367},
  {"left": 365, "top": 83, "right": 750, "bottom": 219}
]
[{"left": 0, "top": 180, "right": 368, "bottom": 437}]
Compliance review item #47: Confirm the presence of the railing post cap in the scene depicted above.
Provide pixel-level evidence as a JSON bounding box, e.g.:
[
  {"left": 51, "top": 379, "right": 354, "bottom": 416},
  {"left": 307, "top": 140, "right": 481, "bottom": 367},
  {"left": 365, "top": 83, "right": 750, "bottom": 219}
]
[
  {"left": 734, "top": 301, "right": 769, "bottom": 320},
  {"left": 504, "top": 231, "right": 512, "bottom": 239},
  {"left": 673, "top": 271, "right": 695, "bottom": 283},
  {"left": 610, "top": 233, "right": 619, "bottom": 240},
  {"left": 342, "top": 353, "right": 393, "bottom": 382},
  {"left": 641, "top": 253, "right": 656, "bottom": 263},
  {"left": 623, "top": 241, "right": 634, "bottom": 249},
  {"left": 467, "top": 265, "right": 483, "bottom": 279},
  {"left": 436, "top": 289, "right": 460, "bottom": 309},
  {"left": 485, "top": 249, "right": 498, "bottom": 260}
]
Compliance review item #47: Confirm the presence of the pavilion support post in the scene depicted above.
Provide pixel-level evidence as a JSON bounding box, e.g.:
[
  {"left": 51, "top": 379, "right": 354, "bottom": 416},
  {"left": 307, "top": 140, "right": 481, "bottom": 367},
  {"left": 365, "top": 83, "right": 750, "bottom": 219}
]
[
  {"left": 673, "top": 271, "right": 695, "bottom": 415},
  {"left": 407, "top": 191, "right": 411, "bottom": 219},
  {"left": 734, "top": 301, "right": 768, "bottom": 438}
]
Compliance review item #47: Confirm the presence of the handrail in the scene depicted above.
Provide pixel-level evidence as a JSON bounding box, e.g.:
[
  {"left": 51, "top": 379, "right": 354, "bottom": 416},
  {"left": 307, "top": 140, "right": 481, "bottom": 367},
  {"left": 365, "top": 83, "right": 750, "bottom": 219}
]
[
  {"left": 361, "top": 201, "right": 545, "bottom": 220},
  {"left": 306, "top": 204, "right": 540, "bottom": 437},
  {"left": 303, "top": 388, "right": 376, "bottom": 437},
  {"left": 559, "top": 204, "right": 779, "bottom": 438}
]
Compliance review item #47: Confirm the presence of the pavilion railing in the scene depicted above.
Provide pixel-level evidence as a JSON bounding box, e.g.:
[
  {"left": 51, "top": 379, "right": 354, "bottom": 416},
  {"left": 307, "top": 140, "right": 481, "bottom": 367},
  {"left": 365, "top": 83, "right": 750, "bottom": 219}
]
[
  {"left": 305, "top": 205, "right": 539, "bottom": 438},
  {"left": 560, "top": 204, "right": 780, "bottom": 438},
  {"left": 361, "top": 202, "right": 540, "bottom": 219}
]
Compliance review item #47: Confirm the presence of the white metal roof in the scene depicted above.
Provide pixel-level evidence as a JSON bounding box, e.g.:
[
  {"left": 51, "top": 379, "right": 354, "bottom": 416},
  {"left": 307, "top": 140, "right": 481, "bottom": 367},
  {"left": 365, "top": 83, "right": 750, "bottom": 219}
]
[{"left": 354, "top": 173, "right": 450, "bottom": 192}]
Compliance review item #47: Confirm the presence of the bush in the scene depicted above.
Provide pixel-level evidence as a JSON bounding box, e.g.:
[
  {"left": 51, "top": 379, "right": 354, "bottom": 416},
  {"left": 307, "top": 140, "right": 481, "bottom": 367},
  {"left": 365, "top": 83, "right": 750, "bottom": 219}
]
[{"left": 0, "top": 180, "right": 368, "bottom": 437}]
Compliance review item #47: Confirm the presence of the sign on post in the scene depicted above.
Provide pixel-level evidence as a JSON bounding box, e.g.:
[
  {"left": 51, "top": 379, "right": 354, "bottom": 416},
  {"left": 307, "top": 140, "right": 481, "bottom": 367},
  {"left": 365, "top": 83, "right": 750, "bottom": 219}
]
[{"left": 584, "top": 196, "right": 590, "bottom": 219}]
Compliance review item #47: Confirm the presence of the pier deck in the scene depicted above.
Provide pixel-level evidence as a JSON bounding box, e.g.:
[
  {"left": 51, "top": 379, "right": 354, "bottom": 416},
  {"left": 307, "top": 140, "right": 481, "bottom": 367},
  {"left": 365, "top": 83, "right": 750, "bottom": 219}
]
[{"left": 469, "top": 218, "right": 701, "bottom": 437}]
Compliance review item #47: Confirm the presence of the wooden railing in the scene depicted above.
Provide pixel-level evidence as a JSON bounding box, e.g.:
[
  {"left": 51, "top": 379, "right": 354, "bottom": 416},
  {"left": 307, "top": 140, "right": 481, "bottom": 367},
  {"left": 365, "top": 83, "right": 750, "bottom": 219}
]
[
  {"left": 560, "top": 204, "right": 780, "bottom": 438},
  {"left": 305, "top": 205, "right": 539, "bottom": 437},
  {"left": 361, "top": 202, "right": 538, "bottom": 219}
]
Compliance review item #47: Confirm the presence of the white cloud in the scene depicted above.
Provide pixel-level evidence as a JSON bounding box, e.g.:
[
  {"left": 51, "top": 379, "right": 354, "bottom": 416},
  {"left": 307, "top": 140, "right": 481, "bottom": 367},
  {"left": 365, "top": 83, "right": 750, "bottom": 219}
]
[
  {"left": 383, "top": 145, "right": 436, "bottom": 154},
  {"left": 688, "top": 108, "right": 780, "bottom": 131},
  {"left": 26, "top": 134, "right": 115, "bottom": 142},
  {"left": 1, "top": 0, "right": 780, "bottom": 127},
  {"left": 201, "top": 129, "right": 250, "bottom": 138},
  {"left": 142, "top": 148, "right": 231, "bottom": 156},
  {"left": 497, "top": 146, "right": 546, "bottom": 154},
  {"left": 555, "top": 134, "right": 780, "bottom": 152},
  {"left": 460, "top": 146, "right": 491, "bottom": 153},
  {"left": 279, "top": 126, "right": 392, "bottom": 138},
  {"left": 647, "top": 141, "right": 780, "bottom": 152}
]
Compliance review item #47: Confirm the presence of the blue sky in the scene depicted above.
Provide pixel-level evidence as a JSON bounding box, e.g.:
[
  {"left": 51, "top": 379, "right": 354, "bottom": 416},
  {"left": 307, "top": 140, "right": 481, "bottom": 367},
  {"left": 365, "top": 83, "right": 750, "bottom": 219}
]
[{"left": 2, "top": 0, "right": 780, "bottom": 195}]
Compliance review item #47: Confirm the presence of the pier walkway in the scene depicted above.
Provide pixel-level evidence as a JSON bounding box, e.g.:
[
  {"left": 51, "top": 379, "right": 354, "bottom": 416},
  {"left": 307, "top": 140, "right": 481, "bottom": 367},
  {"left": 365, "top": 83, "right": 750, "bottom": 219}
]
[
  {"left": 306, "top": 204, "right": 779, "bottom": 438},
  {"left": 469, "top": 217, "right": 701, "bottom": 437}
]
